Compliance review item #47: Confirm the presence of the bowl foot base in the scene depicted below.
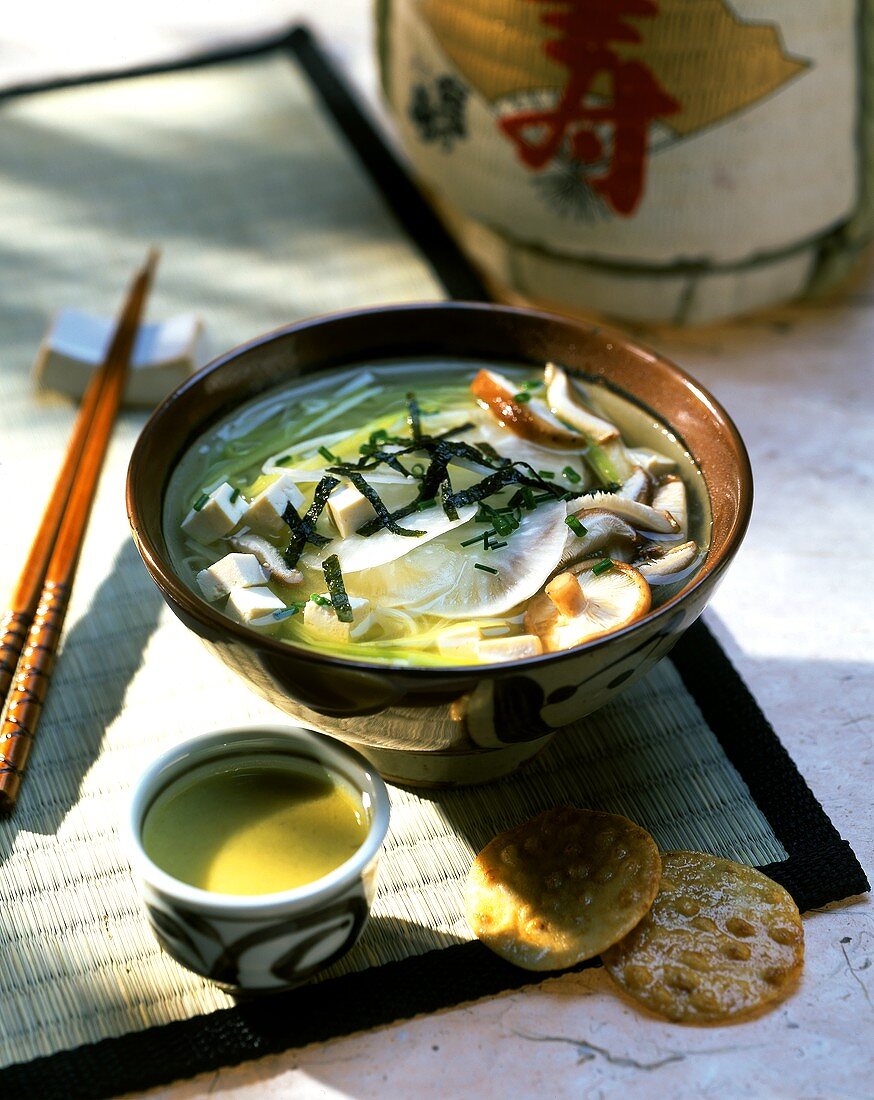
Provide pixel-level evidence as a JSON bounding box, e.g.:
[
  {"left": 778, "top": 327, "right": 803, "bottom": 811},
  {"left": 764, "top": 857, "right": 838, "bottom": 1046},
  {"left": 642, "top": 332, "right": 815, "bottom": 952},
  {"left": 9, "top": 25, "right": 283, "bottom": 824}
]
[{"left": 354, "top": 735, "right": 554, "bottom": 788}]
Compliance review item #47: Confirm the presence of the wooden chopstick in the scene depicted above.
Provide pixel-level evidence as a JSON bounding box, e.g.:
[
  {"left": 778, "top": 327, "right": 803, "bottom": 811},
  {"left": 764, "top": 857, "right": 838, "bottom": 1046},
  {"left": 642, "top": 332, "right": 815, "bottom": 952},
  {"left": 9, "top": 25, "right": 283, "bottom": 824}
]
[{"left": 0, "top": 248, "right": 159, "bottom": 815}]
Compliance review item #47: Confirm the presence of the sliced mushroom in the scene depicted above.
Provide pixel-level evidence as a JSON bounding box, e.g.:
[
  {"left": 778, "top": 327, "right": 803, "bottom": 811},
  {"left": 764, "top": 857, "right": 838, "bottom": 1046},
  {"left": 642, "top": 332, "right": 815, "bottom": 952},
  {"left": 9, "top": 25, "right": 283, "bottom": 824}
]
[
  {"left": 543, "top": 362, "right": 619, "bottom": 444},
  {"left": 559, "top": 508, "right": 637, "bottom": 569},
  {"left": 229, "top": 532, "right": 303, "bottom": 586},
  {"left": 470, "top": 369, "right": 584, "bottom": 450},
  {"left": 580, "top": 492, "right": 680, "bottom": 535},
  {"left": 618, "top": 465, "right": 654, "bottom": 504},
  {"left": 524, "top": 559, "right": 651, "bottom": 653},
  {"left": 636, "top": 540, "right": 699, "bottom": 581},
  {"left": 652, "top": 475, "right": 687, "bottom": 537},
  {"left": 603, "top": 540, "right": 636, "bottom": 564}
]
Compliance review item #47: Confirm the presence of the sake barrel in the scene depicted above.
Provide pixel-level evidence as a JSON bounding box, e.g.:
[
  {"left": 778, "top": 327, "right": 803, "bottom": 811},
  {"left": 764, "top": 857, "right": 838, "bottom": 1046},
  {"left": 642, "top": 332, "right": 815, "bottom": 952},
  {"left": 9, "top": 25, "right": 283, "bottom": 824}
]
[{"left": 377, "top": 0, "right": 874, "bottom": 324}]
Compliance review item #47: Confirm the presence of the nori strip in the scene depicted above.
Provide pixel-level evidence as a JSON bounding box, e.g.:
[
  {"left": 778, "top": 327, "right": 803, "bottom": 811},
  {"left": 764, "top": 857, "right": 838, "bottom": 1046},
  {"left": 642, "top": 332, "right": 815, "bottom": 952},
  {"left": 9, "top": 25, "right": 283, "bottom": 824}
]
[
  {"left": 282, "top": 475, "right": 338, "bottom": 567},
  {"left": 440, "top": 475, "right": 459, "bottom": 521},
  {"left": 334, "top": 469, "right": 425, "bottom": 537},
  {"left": 406, "top": 392, "right": 422, "bottom": 441},
  {"left": 323, "top": 554, "right": 354, "bottom": 623},
  {"left": 443, "top": 461, "right": 565, "bottom": 510},
  {"left": 474, "top": 441, "right": 511, "bottom": 466}
]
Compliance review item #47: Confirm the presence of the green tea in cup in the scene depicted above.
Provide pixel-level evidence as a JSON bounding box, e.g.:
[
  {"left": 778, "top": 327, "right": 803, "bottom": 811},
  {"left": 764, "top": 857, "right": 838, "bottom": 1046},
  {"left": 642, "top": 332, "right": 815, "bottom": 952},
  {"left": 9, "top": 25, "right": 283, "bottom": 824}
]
[{"left": 141, "top": 753, "right": 368, "bottom": 896}]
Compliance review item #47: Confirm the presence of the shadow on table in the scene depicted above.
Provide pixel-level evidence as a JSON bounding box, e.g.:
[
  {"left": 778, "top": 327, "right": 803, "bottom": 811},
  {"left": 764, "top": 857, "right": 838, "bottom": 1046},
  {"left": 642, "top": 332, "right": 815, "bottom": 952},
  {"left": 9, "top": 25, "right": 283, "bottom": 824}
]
[
  {"left": 0, "top": 539, "right": 163, "bottom": 862},
  {"left": 414, "top": 618, "right": 872, "bottom": 896}
]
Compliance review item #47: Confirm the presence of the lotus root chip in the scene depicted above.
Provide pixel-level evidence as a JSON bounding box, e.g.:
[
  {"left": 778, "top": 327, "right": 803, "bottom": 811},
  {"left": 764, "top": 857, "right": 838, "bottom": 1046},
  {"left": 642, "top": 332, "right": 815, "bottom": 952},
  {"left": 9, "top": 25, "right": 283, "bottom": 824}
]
[
  {"left": 602, "top": 851, "right": 804, "bottom": 1023},
  {"left": 464, "top": 807, "right": 661, "bottom": 971}
]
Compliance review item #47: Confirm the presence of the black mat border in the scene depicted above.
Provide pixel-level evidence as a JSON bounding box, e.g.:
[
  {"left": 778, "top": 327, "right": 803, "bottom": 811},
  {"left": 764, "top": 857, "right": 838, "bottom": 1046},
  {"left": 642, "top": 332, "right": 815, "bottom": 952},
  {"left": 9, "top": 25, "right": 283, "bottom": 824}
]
[{"left": 3, "top": 26, "right": 867, "bottom": 1100}]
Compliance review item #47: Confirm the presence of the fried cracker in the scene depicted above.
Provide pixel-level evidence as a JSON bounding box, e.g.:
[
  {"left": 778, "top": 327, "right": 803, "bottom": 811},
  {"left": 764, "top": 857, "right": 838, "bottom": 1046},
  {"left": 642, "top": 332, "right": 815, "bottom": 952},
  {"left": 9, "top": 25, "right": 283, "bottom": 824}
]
[
  {"left": 465, "top": 806, "right": 661, "bottom": 971},
  {"left": 602, "top": 851, "right": 804, "bottom": 1023}
]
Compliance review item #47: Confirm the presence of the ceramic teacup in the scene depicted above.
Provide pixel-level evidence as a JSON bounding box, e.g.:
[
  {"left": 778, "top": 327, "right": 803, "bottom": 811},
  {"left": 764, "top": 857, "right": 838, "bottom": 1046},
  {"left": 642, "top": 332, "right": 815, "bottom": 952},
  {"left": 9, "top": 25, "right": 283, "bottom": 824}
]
[{"left": 126, "top": 724, "right": 390, "bottom": 993}]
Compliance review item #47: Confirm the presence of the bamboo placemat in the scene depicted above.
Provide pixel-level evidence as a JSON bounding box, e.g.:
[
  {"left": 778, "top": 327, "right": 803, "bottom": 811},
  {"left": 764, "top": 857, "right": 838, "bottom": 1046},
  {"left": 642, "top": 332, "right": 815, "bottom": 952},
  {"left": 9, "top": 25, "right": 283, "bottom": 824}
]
[{"left": 0, "top": 29, "right": 866, "bottom": 1099}]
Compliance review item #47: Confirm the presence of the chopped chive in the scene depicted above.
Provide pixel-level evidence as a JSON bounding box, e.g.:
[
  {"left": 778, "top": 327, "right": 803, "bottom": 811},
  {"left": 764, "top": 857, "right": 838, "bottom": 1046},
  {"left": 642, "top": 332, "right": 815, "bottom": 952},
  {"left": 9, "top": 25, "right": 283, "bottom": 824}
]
[
  {"left": 593, "top": 558, "right": 614, "bottom": 576},
  {"left": 520, "top": 379, "right": 542, "bottom": 391},
  {"left": 229, "top": 487, "right": 241, "bottom": 503},
  {"left": 318, "top": 445, "right": 338, "bottom": 462},
  {"left": 474, "top": 563, "right": 499, "bottom": 575},
  {"left": 460, "top": 531, "right": 490, "bottom": 548},
  {"left": 522, "top": 487, "right": 536, "bottom": 509},
  {"left": 274, "top": 454, "right": 293, "bottom": 466},
  {"left": 193, "top": 492, "right": 209, "bottom": 511},
  {"left": 491, "top": 514, "right": 518, "bottom": 537},
  {"left": 537, "top": 470, "right": 555, "bottom": 479},
  {"left": 513, "top": 391, "right": 532, "bottom": 403},
  {"left": 565, "top": 515, "right": 589, "bottom": 537},
  {"left": 272, "top": 607, "right": 298, "bottom": 621},
  {"left": 311, "top": 593, "right": 332, "bottom": 606},
  {"left": 562, "top": 466, "right": 581, "bottom": 483},
  {"left": 323, "top": 554, "right": 354, "bottom": 623},
  {"left": 489, "top": 540, "right": 508, "bottom": 550}
]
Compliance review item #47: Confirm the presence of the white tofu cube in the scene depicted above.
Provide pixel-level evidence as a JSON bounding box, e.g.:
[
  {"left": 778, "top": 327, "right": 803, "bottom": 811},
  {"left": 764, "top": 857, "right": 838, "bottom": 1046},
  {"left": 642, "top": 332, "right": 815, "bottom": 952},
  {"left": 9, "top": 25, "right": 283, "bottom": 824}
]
[
  {"left": 181, "top": 483, "right": 247, "bottom": 543},
  {"left": 303, "top": 595, "right": 375, "bottom": 643},
  {"left": 242, "top": 474, "right": 306, "bottom": 535},
  {"left": 196, "top": 553, "right": 267, "bottom": 602},
  {"left": 475, "top": 635, "right": 543, "bottom": 662},
  {"left": 327, "top": 483, "right": 375, "bottom": 538},
  {"left": 226, "top": 586, "right": 286, "bottom": 625}
]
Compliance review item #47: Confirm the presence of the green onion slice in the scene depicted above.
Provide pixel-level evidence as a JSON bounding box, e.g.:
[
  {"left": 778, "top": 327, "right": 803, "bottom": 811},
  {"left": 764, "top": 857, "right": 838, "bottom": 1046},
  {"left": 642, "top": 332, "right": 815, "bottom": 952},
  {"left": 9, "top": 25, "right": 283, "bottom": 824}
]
[
  {"left": 593, "top": 558, "right": 614, "bottom": 576},
  {"left": 192, "top": 492, "right": 209, "bottom": 512},
  {"left": 565, "top": 515, "right": 588, "bottom": 537},
  {"left": 272, "top": 607, "right": 298, "bottom": 621}
]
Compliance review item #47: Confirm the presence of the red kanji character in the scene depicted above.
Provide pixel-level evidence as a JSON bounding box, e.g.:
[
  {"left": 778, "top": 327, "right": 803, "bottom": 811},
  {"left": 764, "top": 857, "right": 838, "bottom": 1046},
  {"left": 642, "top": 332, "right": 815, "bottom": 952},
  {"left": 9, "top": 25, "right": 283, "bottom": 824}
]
[{"left": 499, "top": 0, "right": 680, "bottom": 215}]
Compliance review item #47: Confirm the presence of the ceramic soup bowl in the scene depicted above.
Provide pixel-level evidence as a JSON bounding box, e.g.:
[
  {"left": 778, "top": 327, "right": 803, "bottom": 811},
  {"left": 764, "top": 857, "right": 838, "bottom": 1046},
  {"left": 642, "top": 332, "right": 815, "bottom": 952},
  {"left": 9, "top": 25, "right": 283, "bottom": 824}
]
[{"left": 127, "top": 303, "right": 752, "bottom": 786}]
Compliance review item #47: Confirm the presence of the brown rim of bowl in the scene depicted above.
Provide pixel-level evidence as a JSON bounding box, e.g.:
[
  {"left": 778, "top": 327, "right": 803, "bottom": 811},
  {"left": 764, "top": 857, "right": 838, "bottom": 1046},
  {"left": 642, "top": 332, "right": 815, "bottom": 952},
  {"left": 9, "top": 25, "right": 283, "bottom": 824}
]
[{"left": 126, "top": 301, "right": 753, "bottom": 677}]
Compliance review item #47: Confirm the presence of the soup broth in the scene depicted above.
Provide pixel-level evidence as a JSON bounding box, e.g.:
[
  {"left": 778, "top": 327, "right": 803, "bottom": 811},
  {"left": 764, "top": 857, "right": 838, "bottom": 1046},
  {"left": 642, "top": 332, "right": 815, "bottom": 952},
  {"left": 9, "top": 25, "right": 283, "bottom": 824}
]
[
  {"left": 165, "top": 360, "right": 709, "bottom": 667},
  {"left": 142, "top": 754, "right": 367, "bottom": 895}
]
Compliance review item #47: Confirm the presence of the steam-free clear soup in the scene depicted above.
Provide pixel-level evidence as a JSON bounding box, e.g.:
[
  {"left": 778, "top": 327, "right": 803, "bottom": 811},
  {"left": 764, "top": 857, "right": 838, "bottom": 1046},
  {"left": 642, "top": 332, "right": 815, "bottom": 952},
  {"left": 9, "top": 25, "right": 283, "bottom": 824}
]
[{"left": 165, "top": 359, "right": 710, "bottom": 667}]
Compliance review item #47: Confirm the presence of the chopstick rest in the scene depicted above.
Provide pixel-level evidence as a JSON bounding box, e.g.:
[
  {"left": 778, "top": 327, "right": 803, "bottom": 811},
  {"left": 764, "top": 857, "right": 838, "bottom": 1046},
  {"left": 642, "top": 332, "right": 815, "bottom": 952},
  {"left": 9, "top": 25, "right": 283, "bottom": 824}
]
[{"left": 35, "top": 307, "right": 203, "bottom": 407}]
